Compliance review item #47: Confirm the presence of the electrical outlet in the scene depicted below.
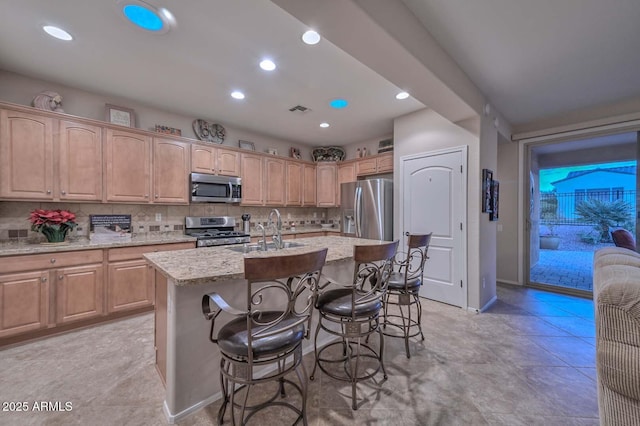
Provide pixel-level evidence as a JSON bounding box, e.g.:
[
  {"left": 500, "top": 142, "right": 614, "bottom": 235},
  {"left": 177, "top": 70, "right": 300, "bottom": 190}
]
[
  {"left": 482, "top": 276, "right": 486, "bottom": 289},
  {"left": 155, "top": 213, "right": 162, "bottom": 222},
  {"left": 313, "top": 212, "right": 317, "bottom": 218},
  {"left": 287, "top": 213, "right": 291, "bottom": 219},
  {"left": 322, "top": 212, "right": 325, "bottom": 218}
]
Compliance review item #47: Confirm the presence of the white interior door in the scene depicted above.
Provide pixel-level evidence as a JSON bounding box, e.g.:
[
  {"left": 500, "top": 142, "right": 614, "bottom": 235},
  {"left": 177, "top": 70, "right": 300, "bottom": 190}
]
[{"left": 400, "top": 147, "right": 467, "bottom": 308}]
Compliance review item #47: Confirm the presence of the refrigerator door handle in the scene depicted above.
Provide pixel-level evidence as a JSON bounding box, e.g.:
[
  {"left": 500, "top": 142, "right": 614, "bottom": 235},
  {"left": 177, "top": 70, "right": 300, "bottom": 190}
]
[{"left": 355, "top": 186, "right": 362, "bottom": 238}]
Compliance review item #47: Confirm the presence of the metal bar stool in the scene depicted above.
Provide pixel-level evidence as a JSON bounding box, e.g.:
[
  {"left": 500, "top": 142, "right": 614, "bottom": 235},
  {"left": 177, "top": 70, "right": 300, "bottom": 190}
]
[
  {"left": 310, "top": 241, "right": 399, "bottom": 410},
  {"left": 382, "top": 233, "right": 432, "bottom": 358},
  {"left": 202, "top": 248, "right": 328, "bottom": 425}
]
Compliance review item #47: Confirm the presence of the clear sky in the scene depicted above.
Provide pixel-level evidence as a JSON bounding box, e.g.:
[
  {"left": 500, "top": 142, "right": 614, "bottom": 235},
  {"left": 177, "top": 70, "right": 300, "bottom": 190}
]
[{"left": 539, "top": 160, "right": 636, "bottom": 192}]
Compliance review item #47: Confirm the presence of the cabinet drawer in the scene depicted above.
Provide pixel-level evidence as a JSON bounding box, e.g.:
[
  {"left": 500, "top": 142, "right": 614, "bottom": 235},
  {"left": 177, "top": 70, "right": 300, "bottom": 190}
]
[
  {"left": 0, "top": 250, "right": 104, "bottom": 274},
  {"left": 107, "top": 242, "right": 195, "bottom": 262}
]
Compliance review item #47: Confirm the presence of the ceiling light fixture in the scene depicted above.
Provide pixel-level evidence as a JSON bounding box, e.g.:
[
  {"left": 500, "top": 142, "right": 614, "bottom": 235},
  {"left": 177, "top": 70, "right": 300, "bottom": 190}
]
[
  {"left": 395, "top": 91, "right": 410, "bottom": 100},
  {"left": 231, "top": 91, "right": 245, "bottom": 100},
  {"left": 320, "top": 122, "right": 330, "bottom": 128},
  {"left": 259, "top": 59, "right": 276, "bottom": 71},
  {"left": 42, "top": 25, "right": 73, "bottom": 41},
  {"left": 330, "top": 99, "right": 348, "bottom": 109},
  {"left": 119, "top": 0, "right": 175, "bottom": 33},
  {"left": 302, "top": 30, "right": 321, "bottom": 45}
]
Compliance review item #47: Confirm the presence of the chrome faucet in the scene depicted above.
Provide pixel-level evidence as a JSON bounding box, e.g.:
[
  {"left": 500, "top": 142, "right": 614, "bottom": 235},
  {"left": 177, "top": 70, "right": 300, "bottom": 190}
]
[
  {"left": 255, "top": 223, "right": 267, "bottom": 251},
  {"left": 268, "top": 209, "right": 283, "bottom": 249}
]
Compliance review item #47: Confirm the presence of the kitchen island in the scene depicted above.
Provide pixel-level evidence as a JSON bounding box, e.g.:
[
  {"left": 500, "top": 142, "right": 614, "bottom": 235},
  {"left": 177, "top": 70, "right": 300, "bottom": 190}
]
[{"left": 144, "top": 235, "right": 386, "bottom": 423}]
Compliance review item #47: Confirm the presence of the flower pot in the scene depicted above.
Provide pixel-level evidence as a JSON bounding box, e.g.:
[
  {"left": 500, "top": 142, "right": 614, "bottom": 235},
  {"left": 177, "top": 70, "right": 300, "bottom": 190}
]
[
  {"left": 40, "top": 226, "right": 70, "bottom": 243},
  {"left": 540, "top": 236, "right": 560, "bottom": 250}
]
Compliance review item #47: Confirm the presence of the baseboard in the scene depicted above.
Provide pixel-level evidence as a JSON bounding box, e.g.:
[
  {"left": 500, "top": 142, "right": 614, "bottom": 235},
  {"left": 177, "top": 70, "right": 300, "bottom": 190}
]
[
  {"left": 477, "top": 295, "right": 498, "bottom": 313},
  {"left": 497, "top": 279, "right": 521, "bottom": 286}
]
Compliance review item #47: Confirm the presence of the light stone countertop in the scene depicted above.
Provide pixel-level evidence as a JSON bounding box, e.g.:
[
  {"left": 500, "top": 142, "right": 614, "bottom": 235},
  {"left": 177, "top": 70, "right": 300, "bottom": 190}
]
[
  {"left": 0, "top": 233, "right": 197, "bottom": 257},
  {"left": 144, "top": 236, "right": 385, "bottom": 286}
]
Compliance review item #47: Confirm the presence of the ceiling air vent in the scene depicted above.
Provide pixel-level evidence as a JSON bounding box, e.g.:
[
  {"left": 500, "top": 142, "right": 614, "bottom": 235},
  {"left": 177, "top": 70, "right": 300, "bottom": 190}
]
[{"left": 288, "top": 105, "right": 310, "bottom": 113}]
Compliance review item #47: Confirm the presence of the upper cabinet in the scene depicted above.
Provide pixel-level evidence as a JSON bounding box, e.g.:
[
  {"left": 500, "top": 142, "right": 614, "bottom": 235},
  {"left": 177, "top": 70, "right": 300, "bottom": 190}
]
[
  {"left": 0, "top": 110, "right": 102, "bottom": 201},
  {"left": 302, "top": 163, "right": 317, "bottom": 206},
  {"left": 191, "top": 144, "right": 240, "bottom": 177},
  {"left": 285, "top": 161, "right": 302, "bottom": 206},
  {"left": 58, "top": 120, "right": 103, "bottom": 201},
  {"left": 240, "top": 153, "right": 264, "bottom": 206},
  {"left": 356, "top": 152, "right": 393, "bottom": 176},
  {"left": 316, "top": 162, "right": 338, "bottom": 207},
  {"left": 0, "top": 109, "right": 54, "bottom": 200},
  {"left": 264, "top": 157, "right": 286, "bottom": 206},
  {"left": 153, "top": 138, "right": 190, "bottom": 204},
  {"left": 105, "top": 128, "right": 151, "bottom": 203}
]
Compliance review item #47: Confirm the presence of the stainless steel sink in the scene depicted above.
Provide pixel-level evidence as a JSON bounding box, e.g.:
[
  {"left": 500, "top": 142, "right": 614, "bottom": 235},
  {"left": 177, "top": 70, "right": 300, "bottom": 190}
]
[{"left": 226, "top": 241, "right": 305, "bottom": 253}]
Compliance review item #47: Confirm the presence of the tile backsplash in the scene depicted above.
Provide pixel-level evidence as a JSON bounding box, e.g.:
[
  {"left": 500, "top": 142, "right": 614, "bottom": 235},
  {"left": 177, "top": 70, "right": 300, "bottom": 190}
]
[{"left": 0, "top": 202, "right": 341, "bottom": 241}]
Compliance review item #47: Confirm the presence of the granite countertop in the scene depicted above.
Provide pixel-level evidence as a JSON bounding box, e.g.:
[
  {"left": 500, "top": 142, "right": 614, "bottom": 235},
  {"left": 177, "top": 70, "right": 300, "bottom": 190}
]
[
  {"left": 0, "top": 233, "right": 197, "bottom": 257},
  {"left": 144, "top": 235, "right": 384, "bottom": 286},
  {"left": 248, "top": 226, "right": 340, "bottom": 237}
]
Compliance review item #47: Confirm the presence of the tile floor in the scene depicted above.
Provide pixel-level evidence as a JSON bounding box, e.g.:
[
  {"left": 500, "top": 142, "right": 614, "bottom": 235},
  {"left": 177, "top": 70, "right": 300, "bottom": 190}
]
[{"left": 0, "top": 284, "right": 598, "bottom": 425}]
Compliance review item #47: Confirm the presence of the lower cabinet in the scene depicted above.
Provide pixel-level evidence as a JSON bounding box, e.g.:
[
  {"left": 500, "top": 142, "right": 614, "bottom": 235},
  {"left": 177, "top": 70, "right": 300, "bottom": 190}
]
[
  {"left": 56, "top": 264, "right": 104, "bottom": 324},
  {"left": 0, "top": 270, "right": 49, "bottom": 338},
  {"left": 107, "top": 260, "right": 152, "bottom": 313}
]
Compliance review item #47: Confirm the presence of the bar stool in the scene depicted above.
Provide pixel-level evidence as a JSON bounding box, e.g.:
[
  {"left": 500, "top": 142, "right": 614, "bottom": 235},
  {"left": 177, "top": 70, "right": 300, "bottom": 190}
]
[
  {"left": 202, "top": 248, "right": 328, "bottom": 425},
  {"left": 310, "top": 241, "right": 399, "bottom": 410},
  {"left": 382, "top": 233, "right": 432, "bottom": 358}
]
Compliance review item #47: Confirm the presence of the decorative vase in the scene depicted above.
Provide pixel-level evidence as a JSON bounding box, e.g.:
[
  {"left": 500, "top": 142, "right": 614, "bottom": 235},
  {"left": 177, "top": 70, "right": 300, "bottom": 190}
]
[
  {"left": 540, "top": 236, "right": 560, "bottom": 250},
  {"left": 40, "top": 226, "right": 70, "bottom": 243}
]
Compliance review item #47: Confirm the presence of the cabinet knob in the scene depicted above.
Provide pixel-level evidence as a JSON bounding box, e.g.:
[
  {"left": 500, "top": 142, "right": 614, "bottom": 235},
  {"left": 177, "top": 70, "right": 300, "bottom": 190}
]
[
  {"left": 58, "top": 275, "right": 64, "bottom": 280},
  {"left": 155, "top": 194, "right": 159, "bottom": 198},
  {"left": 50, "top": 258, "right": 56, "bottom": 264},
  {"left": 61, "top": 190, "right": 66, "bottom": 195},
  {"left": 144, "top": 194, "right": 149, "bottom": 198},
  {"left": 46, "top": 189, "right": 52, "bottom": 194},
  {"left": 41, "top": 277, "right": 47, "bottom": 283}
]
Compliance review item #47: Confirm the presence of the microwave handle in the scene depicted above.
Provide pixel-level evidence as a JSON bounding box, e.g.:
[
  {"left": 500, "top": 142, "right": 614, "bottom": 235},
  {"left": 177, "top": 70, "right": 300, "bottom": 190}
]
[{"left": 229, "top": 182, "right": 233, "bottom": 198}]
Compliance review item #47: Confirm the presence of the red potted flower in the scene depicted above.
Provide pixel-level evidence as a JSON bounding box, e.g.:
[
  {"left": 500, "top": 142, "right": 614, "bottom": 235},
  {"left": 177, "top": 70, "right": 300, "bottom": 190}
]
[{"left": 28, "top": 209, "right": 78, "bottom": 243}]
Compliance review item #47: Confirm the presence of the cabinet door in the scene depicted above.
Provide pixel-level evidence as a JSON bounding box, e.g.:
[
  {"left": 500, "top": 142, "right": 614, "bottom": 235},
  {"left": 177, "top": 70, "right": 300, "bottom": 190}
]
[
  {"left": 58, "top": 120, "right": 103, "bottom": 201},
  {"left": 108, "top": 260, "right": 153, "bottom": 313},
  {"left": 153, "top": 138, "right": 189, "bottom": 204},
  {"left": 191, "top": 144, "right": 215, "bottom": 174},
  {"left": 105, "top": 129, "right": 151, "bottom": 202},
  {"left": 0, "top": 270, "right": 49, "bottom": 338},
  {"left": 302, "top": 163, "right": 317, "bottom": 206},
  {"left": 0, "top": 109, "right": 54, "bottom": 200},
  {"left": 285, "top": 161, "right": 302, "bottom": 206},
  {"left": 265, "top": 157, "right": 286, "bottom": 205},
  {"left": 376, "top": 153, "right": 393, "bottom": 173},
  {"left": 217, "top": 148, "right": 241, "bottom": 177},
  {"left": 337, "top": 163, "right": 356, "bottom": 207},
  {"left": 356, "top": 157, "right": 377, "bottom": 176},
  {"left": 240, "top": 153, "right": 264, "bottom": 206},
  {"left": 316, "top": 163, "right": 337, "bottom": 207},
  {"left": 55, "top": 264, "right": 104, "bottom": 324}
]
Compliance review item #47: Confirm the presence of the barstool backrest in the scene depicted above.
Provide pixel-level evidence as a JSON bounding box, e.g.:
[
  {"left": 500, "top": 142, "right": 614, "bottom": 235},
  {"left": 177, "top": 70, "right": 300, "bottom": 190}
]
[
  {"left": 351, "top": 240, "right": 399, "bottom": 314},
  {"left": 398, "top": 233, "right": 432, "bottom": 283}
]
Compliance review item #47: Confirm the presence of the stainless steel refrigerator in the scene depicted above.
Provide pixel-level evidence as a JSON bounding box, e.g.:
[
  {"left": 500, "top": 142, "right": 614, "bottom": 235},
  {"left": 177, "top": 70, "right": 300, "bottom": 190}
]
[{"left": 341, "top": 179, "right": 393, "bottom": 241}]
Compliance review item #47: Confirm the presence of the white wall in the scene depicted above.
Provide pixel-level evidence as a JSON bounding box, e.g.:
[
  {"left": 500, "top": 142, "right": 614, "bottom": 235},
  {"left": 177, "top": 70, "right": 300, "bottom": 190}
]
[
  {"left": 496, "top": 140, "right": 520, "bottom": 285},
  {"left": 393, "top": 108, "right": 492, "bottom": 310}
]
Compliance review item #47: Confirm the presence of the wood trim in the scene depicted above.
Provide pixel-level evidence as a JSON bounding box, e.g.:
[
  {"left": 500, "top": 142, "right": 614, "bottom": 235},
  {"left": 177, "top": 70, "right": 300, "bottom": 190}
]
[{"left": 0, "top": 250, "right": 104, "bottom": 275}]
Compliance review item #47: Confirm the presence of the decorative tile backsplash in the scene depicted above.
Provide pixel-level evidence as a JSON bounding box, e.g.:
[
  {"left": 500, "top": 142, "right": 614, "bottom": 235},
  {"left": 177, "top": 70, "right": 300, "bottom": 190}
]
[{"left": 0, "top": 202, "right": 341, "bottom": 241}]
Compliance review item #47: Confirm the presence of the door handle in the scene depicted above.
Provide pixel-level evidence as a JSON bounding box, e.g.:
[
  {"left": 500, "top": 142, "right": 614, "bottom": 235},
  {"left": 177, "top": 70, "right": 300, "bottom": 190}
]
[{"left": 405, "top": 231, "right": 410, "bottom": 236}]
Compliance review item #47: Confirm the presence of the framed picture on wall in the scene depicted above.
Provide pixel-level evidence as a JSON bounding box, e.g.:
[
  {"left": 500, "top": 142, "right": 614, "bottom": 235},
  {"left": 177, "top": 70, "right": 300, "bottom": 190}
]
[
  {"left": 482, "top": 169, "right": 493, "bottom": 213},
  {"left": 105, "top": 104, "right": 135, "bottom": 128},
  {"left": 490, "top": 180, "right": 499, "bottom": 221}
]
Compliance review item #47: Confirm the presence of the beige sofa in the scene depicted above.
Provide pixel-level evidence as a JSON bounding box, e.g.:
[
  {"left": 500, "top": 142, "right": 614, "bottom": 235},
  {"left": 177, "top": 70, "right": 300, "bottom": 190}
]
[{"left": 593, "top": 247, "right": 640, "bottom": 425}]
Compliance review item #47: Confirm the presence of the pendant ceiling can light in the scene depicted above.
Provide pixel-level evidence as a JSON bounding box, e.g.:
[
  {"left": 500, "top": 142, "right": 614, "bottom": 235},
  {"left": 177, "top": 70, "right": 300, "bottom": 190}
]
[
  {"left": 42, "top": 25, "right": 73, "bottom": 41},
  {"left": 302, "top": 30, "right": 321, "bottom": 45},
  {"left": 119, "top": 0, "right": 175, "bottom": 34}
]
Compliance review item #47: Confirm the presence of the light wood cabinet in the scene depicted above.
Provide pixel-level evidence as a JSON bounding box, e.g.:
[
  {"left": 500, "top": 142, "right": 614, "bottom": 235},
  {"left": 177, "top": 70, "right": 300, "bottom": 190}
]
[
  {"left": 191, "top": 144, "right": 240, "bottom": 177},
  {"left": 355, "top": 152, "right": 393, "bottom": 176},
  {"left": 316, "top": 163, "right": 338, "bottom": 207},
  {"left": 0, "top": 109, "right": 54, "bottom": 200},
  {"left": 286, "top": 161, "right": 302, "bottom": 206},
  {"left": 105, "top": 128, "right": 151, "bottom": 203},
  {"left": 107, "top": 260, "right": 152, "bottom": 313},
  {"left": 240, "top": 153, "right": 264, "bottom": 206},
  {"left": 58, "top": 120, "right": 103, "bottom": 201},
  {"left": 153, "top": 138, "right": 190, "bottom": 204},
  {"left": 55, "top": 264, "right": 104, "bottom": 324},
  {"left": 337, "top": 162, "right": 356, "bottom": 206},
  {"left": 265, "top": 157, "right": 286, "bottom": 205},
  {"left": 0, "top": 270, "right": 49, "bottom": 338},
  {"left": 302, "top": 163, "right": 317, "bottom": 206}
]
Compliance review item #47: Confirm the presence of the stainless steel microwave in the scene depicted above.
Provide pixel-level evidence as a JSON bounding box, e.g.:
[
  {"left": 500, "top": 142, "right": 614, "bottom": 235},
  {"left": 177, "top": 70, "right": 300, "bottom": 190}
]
[{"left": 190, "top": 173, "right": 241, "bottom": 203}]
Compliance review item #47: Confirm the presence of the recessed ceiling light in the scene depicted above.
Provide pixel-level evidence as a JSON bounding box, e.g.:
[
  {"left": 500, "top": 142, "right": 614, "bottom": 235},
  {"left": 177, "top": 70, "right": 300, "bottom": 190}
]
[
  {"left": 302, "top": 30, "right": 321, "bottom": 45},
  {"left": 330, "top": 99, "right": 348, "bottom": 109},
  {"left": 395, "top": 91, "right": 410, "bottom": 100},
  {"left": 320, "top": 122, "right": 330, "bottom": 128},
  {"left": 231, "top": 91, "right": 245, "bottom": 100},
  {"left": 120, "top": 1, "right": 175, "bottom": 33},
  {"left": 259, "top": 59, "right": 276, "bottom": 71},
  {"left": 42, "top": 25, "right": 73, "bottom": 41}
]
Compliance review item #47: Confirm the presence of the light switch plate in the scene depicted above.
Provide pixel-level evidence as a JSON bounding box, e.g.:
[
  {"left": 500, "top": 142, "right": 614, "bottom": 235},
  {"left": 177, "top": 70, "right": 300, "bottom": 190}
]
[{"left": 155, "top": 213, "right": 162, "bottom": 222}]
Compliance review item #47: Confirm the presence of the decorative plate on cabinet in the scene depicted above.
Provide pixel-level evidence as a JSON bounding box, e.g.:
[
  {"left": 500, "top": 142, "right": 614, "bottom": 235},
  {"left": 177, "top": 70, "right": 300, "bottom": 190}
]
[
  {"left": 312, "top": 146, "right": 345, "bottom": 162},
  {"left": 193, "top": 119, "right": 225, "bottom": 143}
]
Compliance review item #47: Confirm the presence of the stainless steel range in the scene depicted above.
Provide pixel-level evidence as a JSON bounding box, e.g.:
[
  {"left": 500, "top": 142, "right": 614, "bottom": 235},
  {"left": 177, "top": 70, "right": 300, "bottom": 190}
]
[{"left": 185, "top": 216, "right": 251, "bottom": 248}]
